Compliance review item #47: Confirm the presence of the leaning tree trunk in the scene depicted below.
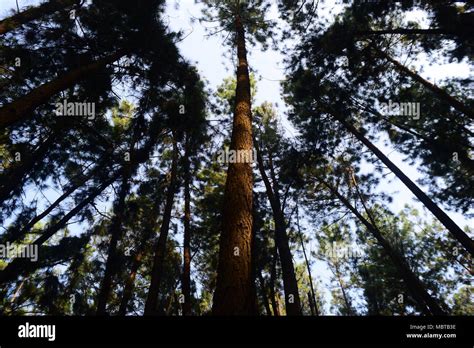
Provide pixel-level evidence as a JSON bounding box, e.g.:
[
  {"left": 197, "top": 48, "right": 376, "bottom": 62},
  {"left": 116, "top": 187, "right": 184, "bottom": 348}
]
[
  {"left": 254, "top": 142, "right": 302, "bottom": 315},
  {"left": 376, "top": 49, "right": 474, "bottom": 120},
  {"left": 0, "top": 0, "right": 79, "bottom": 36},
  {"left": 212, "top": 15, "right": 255, "bottom": 315},
  {"left": 328, "top": 108, "right": 474, "bottom": 256},
  {"left": 0, "top": 132, "right": 57, "bottom": 205},
  {"left": 320, "top": 178, "right": 446, "bottom": 315},
  {"left": 0, "top": 50, "right": 127, "bottom": 129},
  {"left": 0, "top": 123, "right": 161, "bottom": 287},
  {"left": 144, "top": 139, "right": 179, "bottom": 315}
]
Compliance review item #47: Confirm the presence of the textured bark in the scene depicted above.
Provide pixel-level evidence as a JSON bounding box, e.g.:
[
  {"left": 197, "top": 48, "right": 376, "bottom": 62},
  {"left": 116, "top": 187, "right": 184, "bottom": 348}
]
[
  {"left": 320, "top": 179, "right": 447, "bottom": 315},
  {"left": 0, "top": 0, "right": 78, "bottom": 36},
  {"left": 144, "top": 139, "right": 179, "bottom": 315},
  {"left": 182, "top": 136, "right": 192, "bottom": 315},
  {"left": 329, "top": 110, "right": 474, "bottom": 256},
  {"left": 255, "top": 142, "right": 302, "bottom": 315},
  {"left": 0, "top": 50, "right": 126, "bottom": 129},
  {"left": 212, "top": 15, "right": 255, "bottom": 315},
  {"left": 376, "top": 49, "right": 474, "bottom": 120}
]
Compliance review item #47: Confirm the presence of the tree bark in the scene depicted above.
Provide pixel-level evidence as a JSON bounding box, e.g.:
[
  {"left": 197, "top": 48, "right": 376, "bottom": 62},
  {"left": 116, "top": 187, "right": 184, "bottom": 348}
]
[
  {"left": 0, "top": 50, "right": 127, "bottom": 129},
  {"left": 212, "top": 15, "right": 255, "bottom": 315},
  {"left": 328, "top": 109, "right": 474, "bottom": 256},
  {"left": 144, "top": 139, "right": 179, "bottom": 315},
  {"left": 0, "top": 0, "right": 79, "bottom": 36}
]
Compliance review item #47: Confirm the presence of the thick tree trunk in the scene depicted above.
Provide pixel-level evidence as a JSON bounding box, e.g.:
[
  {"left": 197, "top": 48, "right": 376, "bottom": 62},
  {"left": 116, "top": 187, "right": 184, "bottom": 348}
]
[
  {"left": 329, "top": 109, "right": 474, "bottom": 256},
  {"left": 320, "top": 179, "right": 447, "bottom": 315},
  {"left": 182, "top": 135, "right": 192, "bottom": 316},
  {"left": 144, "top": 139, "right": 179, "bottom": 315},
  {"left": 254, "top": 142, "right": 302, "bottom": 315},
  {"left": 376, "top": 49, "right": 474, "bottom": 120},
  {"left": 212, "top": 15, "right": 255, "bottom": 315},
  {"left": 0, "top": 0, "right": 78, "bottom": 36},
  {"left": 0, "top": 50, "right": 126, "bottom": 129}
]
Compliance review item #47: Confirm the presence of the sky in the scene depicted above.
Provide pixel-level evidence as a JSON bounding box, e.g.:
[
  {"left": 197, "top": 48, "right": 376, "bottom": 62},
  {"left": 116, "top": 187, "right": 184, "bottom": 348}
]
[{"left": 0, "top": 0, "right": 472, "bottom": 314}]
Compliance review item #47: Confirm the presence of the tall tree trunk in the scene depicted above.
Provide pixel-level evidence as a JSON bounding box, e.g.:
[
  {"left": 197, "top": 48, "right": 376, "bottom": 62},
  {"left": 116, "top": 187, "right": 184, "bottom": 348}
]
[
  {"left": 296, "top": 204, "right": 319, "bottom": 316},
  {"left": 96, "top": 170, "right": 132, "bottom": 315},
  {"left": 254, "top": 142, "right": 302, "bottom": 315},
  {"left": 144, "top": 139, "right": 179, "bottom": 315},
  {"left": 212, "top": 15, "right": 255, "bottom": 315},
  {"left": 375, "top": 49, "right": 474, "bottom": 120},
  {"left": 319, "top": 178, "right": 447, "bottom": 315},
  {"left": 0, "top": 50, "right": 126, "bottom": 129},
  {"left": 328, "top": 109, "right": 474, "bottom": 256},
  {"left": 182, "top": 135, "right": 192, "bottom": 316},
  {"left": 0, "top": 0, "right": 78, "bottom": 36}
]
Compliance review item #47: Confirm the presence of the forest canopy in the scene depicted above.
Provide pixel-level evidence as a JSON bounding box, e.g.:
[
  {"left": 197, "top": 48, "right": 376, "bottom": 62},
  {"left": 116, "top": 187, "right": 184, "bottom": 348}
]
[{"left": 0, "top": 0, "right": 472, "bottom": 317}]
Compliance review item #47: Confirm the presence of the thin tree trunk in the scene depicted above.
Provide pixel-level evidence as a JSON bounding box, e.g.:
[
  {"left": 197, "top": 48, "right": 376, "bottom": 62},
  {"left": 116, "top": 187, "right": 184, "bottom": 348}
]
[
  {"left": 296, "top": 204, "right": 319, "bottom": 316},
  {"left": 144, "top": 139, "right": 179, "bottom": 315},
  {"left": 0, "top": 126, "right": 160, "bottom": 286},
  {"left": 0, "top": 50, "right": 127, "bottom": 129},
  {"left": 376, "top": 49, "right": 474, "bottom": 120},
  {"left": 182, "top": 135, "right": 192, "bottom": 316},
  {"left": 269, "top": 245, "right": 280, "bottom": 316},
  {"left": 96, "top": 170, "right": 132, "bottom": 315},
  {"left": 328, "top": 109, "right": 474, "bottom": 256},
  {"left": 319, "top": 178, "right": 447, "bottom": 315},
  {"left": 0, "top": 0, "right": 78, "bottom": 36},
  {"left": 212, "top": 14, "right": 255, "bottom": 315},
  {"left": 257, "top": 271, "right": 272, "bottom": 316},
  {"left": 254, "top": 142, "right": 302, "bottom": 315},
  {"left": 119, "top": 186, "right": 163, "bottom": 316}
]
